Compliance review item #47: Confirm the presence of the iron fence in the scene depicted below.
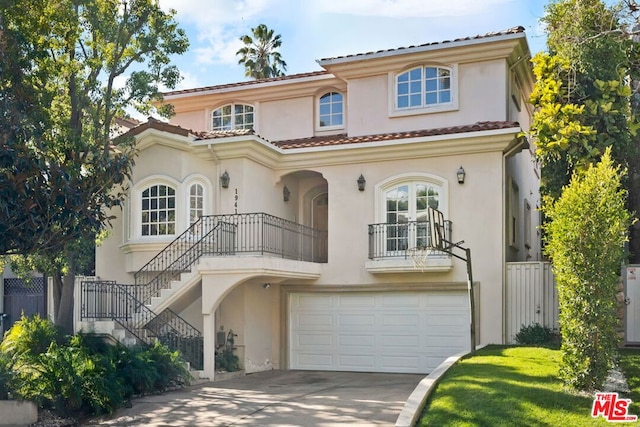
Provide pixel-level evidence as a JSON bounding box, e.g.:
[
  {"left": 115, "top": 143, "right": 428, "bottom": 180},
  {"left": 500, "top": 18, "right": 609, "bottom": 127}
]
[{"left": 368, "top": 220, "right": 452, "bottom": 259}]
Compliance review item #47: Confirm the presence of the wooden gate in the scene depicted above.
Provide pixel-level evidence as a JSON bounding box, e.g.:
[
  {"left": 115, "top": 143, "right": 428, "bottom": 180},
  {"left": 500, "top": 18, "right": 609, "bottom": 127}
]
[{"left": 2, "top": 277, "right": 46, "bottom": 335}]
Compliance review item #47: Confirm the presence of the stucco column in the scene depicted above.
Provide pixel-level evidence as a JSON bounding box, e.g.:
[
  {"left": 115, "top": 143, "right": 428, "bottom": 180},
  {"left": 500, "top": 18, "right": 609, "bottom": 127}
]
[{"left": 202, "top": 312, "right": 216, "bottom": 380}]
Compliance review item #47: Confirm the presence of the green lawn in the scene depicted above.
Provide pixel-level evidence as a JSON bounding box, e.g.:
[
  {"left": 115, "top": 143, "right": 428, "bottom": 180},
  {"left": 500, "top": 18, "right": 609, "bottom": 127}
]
[{"left": 418, "top": 346, "right": 640, "bottom": 426}]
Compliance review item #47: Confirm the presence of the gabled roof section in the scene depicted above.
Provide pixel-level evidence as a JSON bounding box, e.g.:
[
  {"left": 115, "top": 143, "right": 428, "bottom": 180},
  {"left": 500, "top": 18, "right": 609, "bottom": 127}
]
[
  {"left": 317, "top": 26, "right": 526, "bottom": 66},
  {"left": 125, "top": 117, "right": 194, "bottom": 138},
  {"left": 270, "top": 121, "right": 520, "bottom": 150}
]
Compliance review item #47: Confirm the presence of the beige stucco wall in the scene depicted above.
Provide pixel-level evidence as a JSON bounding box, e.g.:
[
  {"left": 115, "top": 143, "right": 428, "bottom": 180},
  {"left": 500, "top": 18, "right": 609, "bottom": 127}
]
[{"left": 259, "top": 97, "right": 314, "bottom": 141}]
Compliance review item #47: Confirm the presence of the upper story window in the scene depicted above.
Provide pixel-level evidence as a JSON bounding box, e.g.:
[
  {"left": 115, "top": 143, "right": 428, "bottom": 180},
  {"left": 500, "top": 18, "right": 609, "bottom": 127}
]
[
  {"left": 385, "top": 182, "right": 441, "bottom": 252},
  {"left": 396, "top": 66, "right": 451, "bottom": 109},
  {"left": 141, "top": 184, "right": 176, "bottom": 236},
  {"left": 211, "top": 104, "right": 254, "bottom": 131},
  {"left": 318, "top": 92, "right": 344, "bottom": 128},
  {"left": 390, "top": 65, "right": 457, "bottom": 117}
]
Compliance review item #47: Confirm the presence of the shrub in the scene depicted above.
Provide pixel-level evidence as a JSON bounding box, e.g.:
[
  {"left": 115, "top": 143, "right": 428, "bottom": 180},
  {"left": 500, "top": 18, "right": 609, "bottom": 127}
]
[
  {"left": 515, "top": 323, "right": 554, "bottom": 345},
  {"left": 0, "top": 313, "right": 64, "bottom": 363},
  {"left": 543, "top": 149, "right": 632, "bottom": 390},
  {"left": 0, "top": 318, "right": 191, "bottom": 417}
]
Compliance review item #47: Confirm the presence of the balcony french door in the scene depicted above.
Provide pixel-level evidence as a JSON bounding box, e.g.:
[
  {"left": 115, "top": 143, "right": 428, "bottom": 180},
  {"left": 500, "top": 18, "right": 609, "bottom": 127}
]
[{"left": 385, "top": 182, "right": 440, "bottom": 253}]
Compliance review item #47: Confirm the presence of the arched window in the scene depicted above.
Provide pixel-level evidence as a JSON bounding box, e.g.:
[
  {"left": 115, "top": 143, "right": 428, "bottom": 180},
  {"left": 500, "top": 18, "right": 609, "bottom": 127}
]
[
  {"left": 396, "top": 66, "right": 451, "bottom": 109},
  {"left": 141, "top": 184, "right": 176, "bottom": 236},
  {"left": 385, "top": 182, "right": 441, "bottom": 251},
  {"left": 318, "top": 92, "right": 343, "bottom": 128},
  {"left": 189, "top": 183, "right": 204, "bottom": 225},
  {"left": 211, "top": 104, "right": 254, "bottom": 131}
]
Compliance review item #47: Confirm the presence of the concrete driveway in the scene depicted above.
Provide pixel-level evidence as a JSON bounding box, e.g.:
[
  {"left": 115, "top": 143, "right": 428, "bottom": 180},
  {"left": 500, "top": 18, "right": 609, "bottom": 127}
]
[{"left": 84, "top": 370, "right": 424, "bottom": 426}]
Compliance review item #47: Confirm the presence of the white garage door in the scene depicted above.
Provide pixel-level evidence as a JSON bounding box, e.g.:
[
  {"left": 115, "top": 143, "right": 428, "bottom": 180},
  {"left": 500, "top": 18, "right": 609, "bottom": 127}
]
[{"left": 289, "top": 291, "right": 470, "bottom": 374}]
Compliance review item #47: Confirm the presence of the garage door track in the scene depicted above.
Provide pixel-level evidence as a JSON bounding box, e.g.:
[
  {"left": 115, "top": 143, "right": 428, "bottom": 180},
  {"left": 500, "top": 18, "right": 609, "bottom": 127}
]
[{"left": 85, "top": 370, "right": 423, "bottom": 426}]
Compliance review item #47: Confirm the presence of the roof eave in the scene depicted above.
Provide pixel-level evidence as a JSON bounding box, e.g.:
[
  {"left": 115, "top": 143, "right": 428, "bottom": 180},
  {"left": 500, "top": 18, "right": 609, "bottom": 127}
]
[{"left": 317, "top": 31, "right": 527, "bottom": 67}]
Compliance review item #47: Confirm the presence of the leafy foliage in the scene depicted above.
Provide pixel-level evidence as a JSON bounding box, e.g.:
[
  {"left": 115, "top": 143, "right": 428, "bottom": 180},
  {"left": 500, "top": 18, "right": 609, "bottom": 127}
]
[
  {"left": 528, "top": 0, "right": 640, "bottom": 263},
  {"left": 0, "top": 316, "right": 191, "bottom": 416},
  {"left": 543, "top": 149, "right": 632, "bottom": 390},
  {"left": 236, "top": 24, "right": 287, "bottom": 79},
  {"left": 514, "top": 323, "right": 554, "bottom": 345},
  {"left": 0, "top": 0, "right": 188, "bottom": 332}
]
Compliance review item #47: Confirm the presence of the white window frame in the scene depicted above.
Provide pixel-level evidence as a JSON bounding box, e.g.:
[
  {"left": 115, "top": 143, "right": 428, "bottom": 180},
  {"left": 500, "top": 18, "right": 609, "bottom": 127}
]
[
  {"left": 388, "top": 64, "right": 458, "bottom": 118},
  {"left": 210, "top": 103, "right": 255, "bottom": 131},
  {"left": 317, "top": 91, "right": 345, "bottom": 130},
  {"left": 131, "top": 176, "right": 181, "bottom": 241},
  {"left": 367, "top": 172, "right": 451, "bottom": 273},
  {"left": 183, "top": 174, "right": 213, "bottom": 230}
]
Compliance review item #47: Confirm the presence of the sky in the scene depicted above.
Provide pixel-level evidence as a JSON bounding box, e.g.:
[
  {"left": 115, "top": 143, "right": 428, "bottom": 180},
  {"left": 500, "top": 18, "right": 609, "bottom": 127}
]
[{"left": 156, "top": 0, "right": 549, "bottom": 91}]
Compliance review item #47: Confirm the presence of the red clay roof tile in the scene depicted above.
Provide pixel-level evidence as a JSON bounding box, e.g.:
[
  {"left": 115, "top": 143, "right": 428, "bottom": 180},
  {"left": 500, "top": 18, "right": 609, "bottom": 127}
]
[
  {"left": 270, "top": 121, "right": 520, "bottom": 149},
  {"left": 318, "top": 27, "right": 526, "bottom": 62}
]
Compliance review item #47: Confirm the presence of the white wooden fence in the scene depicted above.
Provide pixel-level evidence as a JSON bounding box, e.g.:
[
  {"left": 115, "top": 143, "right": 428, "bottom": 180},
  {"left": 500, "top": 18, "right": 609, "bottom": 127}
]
[{"left": 505, "top": 262, "right": 558, "bottom": 344}]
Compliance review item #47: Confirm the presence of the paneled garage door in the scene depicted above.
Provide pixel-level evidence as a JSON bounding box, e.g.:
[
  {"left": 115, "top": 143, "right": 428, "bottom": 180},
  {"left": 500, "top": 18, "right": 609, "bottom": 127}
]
[{"left": 289, "top": 291, "right": 470, "bottom": 374}]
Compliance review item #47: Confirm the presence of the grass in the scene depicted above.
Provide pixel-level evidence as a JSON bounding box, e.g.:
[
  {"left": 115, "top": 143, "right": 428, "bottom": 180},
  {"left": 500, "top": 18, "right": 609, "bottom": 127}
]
[{"left": 418, "top": 346, "right": 640, "bottom": 426}]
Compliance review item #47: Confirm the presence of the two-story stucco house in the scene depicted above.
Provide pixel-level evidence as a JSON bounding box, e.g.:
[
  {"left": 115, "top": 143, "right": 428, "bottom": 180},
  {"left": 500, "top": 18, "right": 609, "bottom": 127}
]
[{"left": 84, "top": 26, "right": 539, "bottom": 380}]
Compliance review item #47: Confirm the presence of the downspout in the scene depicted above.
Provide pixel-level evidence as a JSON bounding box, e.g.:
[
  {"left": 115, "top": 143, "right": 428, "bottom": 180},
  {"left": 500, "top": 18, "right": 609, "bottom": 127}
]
[{"left": 501, "top": 134, "right": 529, "bottom": 344}]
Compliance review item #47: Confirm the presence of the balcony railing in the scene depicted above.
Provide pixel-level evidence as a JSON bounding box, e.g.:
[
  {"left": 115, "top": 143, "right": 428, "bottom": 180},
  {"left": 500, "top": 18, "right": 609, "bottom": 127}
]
[{"left": 368, "top": 220, "right": 452, "bottom": 259}]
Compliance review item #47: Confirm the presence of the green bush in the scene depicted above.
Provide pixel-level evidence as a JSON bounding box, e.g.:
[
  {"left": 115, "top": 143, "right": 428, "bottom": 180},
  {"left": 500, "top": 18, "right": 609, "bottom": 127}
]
[
  {"left": 515, "top": 323, "right": 554, "bottom": 345},
  {"left": 0, "top": 313, "right": 64, "bottom": 363},
  {"left": 543, "top": 149, "right": 632, "bottom": 390},
  {"left": 0, "top": 317, "right": 191, "bottom": 417}
]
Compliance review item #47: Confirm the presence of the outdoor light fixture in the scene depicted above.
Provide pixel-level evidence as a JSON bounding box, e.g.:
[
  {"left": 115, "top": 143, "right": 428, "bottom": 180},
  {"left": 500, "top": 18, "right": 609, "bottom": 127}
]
[
  {"left": 262, "top": 283, "right": 271, "bottom": 289},
  {"left": 283, "top": 186, "right": 290, "bottom": 202},
  {"left": 220, "top": 171, "right": 230, "bottom": 188},
  {"left": 457, "top": 166, "right": 466, "bottom": 184},
  {"left": 357, "top": 174, "right": 366, "bottom": 191}
]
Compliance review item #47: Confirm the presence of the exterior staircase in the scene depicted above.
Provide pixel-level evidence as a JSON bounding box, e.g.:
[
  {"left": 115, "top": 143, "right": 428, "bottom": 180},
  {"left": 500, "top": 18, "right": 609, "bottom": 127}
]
[{"left": 81, "top": 213, "right": 326, "bottom": 371}]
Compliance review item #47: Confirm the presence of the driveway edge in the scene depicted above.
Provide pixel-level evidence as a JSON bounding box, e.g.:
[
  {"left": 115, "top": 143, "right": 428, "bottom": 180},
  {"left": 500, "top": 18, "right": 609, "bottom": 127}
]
[{"left": 395, "top": 346, "right": 485, "bottom": 427}]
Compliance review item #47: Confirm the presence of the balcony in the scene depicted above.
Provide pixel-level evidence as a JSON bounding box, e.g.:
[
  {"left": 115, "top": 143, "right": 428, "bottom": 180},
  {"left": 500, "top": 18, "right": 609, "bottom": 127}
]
[{"left": 366, "top": 220, "right": 453, "bottom": 273}]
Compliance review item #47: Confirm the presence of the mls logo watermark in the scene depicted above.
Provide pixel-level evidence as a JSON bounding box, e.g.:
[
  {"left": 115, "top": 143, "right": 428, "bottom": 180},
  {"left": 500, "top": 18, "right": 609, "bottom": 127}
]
[{"left": 592, "top": 392, "right": 638, "bottom": 422}]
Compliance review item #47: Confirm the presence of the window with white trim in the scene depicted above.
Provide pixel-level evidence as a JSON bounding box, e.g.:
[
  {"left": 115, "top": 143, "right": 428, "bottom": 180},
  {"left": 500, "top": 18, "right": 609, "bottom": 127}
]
[
  {"left": 211, "top": 104, "right": 254, "bottom": 131},
  {"left": 318, "top": 92, "right": 344, "bottom": 128},
  {"left": 189, "top": 183, "right": 204, "bottom": 225},
  {"left": 141, "top": 184, "right": 176, "bottom": 236},
  {"left": 394, "top": 66, "right": 453, "bottom": 111},
  {"left": 385, "top": 182, "right": 441, "bottom": 253}
]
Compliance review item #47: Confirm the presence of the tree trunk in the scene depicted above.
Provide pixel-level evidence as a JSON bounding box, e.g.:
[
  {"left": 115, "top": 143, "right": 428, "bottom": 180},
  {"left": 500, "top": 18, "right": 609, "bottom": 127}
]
[{"left": 54, "top": 255, "right": 76, "bottom": 334}]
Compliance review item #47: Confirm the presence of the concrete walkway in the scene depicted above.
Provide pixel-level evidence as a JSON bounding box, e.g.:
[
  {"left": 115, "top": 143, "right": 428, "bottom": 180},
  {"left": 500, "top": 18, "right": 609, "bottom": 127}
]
[{"left": 84, "top": 370, "right": 424, "bottom": 427}]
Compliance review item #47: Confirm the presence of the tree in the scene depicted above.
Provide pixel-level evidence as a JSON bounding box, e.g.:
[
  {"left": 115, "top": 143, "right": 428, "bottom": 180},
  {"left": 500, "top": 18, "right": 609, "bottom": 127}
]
[
  {"left": 0, "top": 0, "right": 189, "bottom": 333},
  {"left": 543, "top": 148, "right": 632, "bottom": 390},
  {"left": 529, "top": 0, "right": 640, "bottom": 259},
  {"left": 236, "top": 24, "right": 287, "bottom": 79}
]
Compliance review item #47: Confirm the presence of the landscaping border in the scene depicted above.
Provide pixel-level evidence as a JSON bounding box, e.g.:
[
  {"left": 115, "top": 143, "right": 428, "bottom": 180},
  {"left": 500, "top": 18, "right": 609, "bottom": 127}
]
[{"left": 395, "top": 346, "right": 484, "bottom": 427}]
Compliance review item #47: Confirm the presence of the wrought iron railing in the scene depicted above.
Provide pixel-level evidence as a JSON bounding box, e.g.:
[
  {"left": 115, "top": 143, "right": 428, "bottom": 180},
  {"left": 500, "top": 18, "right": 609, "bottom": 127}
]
[
  {"left": 134, "top": 212, "right": 327, "bottom": 304},
  {"left": 82, "top": 212, "right": 325, "bottom": 371},
  {"left": 81, "top": 280, "right": 203, "bottom": 370},
  {"left": 368, "top": 220, "right": 452, "bottom": 259}
]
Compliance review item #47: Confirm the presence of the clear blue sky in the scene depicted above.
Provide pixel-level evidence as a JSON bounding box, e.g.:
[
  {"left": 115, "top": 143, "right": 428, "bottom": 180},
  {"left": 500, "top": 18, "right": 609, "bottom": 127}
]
[{"left": 156, "top": 0, "right": 549, "bottom": 91}]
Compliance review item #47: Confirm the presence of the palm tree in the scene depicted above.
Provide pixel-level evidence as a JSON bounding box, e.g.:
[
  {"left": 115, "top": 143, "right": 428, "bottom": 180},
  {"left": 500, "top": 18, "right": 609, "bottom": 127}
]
[{"left": 236, "top": 24, "right": 287, "bottom": 79}]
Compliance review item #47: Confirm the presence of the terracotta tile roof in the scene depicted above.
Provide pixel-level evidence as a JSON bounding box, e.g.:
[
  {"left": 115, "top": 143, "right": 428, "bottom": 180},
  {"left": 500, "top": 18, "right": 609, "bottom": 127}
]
[
  {"left": 124, "top": 117, "right": 194, "bottom": 138},
  {"left": 318, "top": 26, "right": 525, "bottom": 63},
  {"left": 163, "top": 70, "right": 330, "bottom": 97},
  {"left": 270, "top": 121, "right": 520, "bottom": 149}
]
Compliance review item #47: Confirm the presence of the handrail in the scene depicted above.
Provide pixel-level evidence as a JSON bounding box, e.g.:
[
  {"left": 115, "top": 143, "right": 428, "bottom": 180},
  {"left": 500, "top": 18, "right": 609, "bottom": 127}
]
[
  {"left": 83, "top": 212, "right": 326, "bottom": 371},
  {"left": 81, "top": 280, "right": 203, "bottom": 370},
  {"left": 367, "top": 220, "right": 452, "bottom": 260}
]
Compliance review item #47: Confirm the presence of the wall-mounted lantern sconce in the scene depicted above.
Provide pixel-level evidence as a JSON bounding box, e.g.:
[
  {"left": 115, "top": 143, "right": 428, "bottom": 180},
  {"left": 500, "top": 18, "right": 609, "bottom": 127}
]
[
  {"left": 220, "top": 171, "right": 230, "bottom": 188},
  {"left": 263, "top": 283, "right": 271, "bottom": 289},
  {"left": 283, "top": 186, "right": 290, "bottom": 202},
  {"left": 357, "top": 174, "right": 366, "bottom": 191},
  {"left": 457, "top": 166, "right": 466, "bottom": 184}
]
